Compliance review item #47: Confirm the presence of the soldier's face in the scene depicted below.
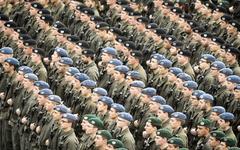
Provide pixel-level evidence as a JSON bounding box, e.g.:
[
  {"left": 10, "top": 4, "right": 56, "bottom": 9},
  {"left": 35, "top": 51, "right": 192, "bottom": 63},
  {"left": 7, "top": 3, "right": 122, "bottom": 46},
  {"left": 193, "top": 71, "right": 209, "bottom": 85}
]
[
  {"left": 116, "top": 117, "right": 127, "bottom": 128},
  {"left": 170, "top": 118, "right": 180, "bottom": 129},
  {"left": 234, "top": 89, "right": 240, "bottom": 98},
  {"left": 23, "top": 78, "right": 32, "bottom": 89},
  {"left": 128, "top": 55, "right": 136, "bottom": 65},
  {"left": 109, "top": 108, "right": 118, "bottom": 119},
  {"left": 155, "top": 136, "right": 167, "bottom": 146},
  {"left": 167, "top": 72, "right": 176, "bottom": 82},
  {"left": 167, "top": 144, "right": 178, "bottom": 150},
  {"left": 94, "top": 135, "right": 106, "bottom": 147},
  {"left": 106, "top": 64, "right": 115, "bottom": 75},
  {"left": 97, "top": 101, "right": 107, "bottom": 112},
  {"left": 197, "top": 126, "right": 208, "bottom": 137},
  {"left": 225, "top": 52, "right": 235, "bottom": 62},
  {"left": 129, "top": 86, "right": 140, "bottom": 95},
  {"left": 37, "top": 95, "right": 47, "bottom": 105},
  {"left": 198, "top": 100, "right": 206, "bottom": 110},
  {"left": 149, "top": 58, "right": 158, "bottom": 70},
  {"left": 199, "top": 59, "right": 209, "bottom": 69},
  {"left": 106, "top": 0, "right": 115, "bottom": 5},
  {"left": 106, "top": 144, "right": 115, "bottom": 150},
  {"left": 52, "top": 110, "right": 61, "bottom": 121},
  {"left": 217, "top": 73, "right": 226, "bottom": 83},
  {"left": 113, "top": 71, "right": 122, "bottom": 80},
  {"left": 208, "top": 136, "right": 219, "bottom": 147},
  {"left": 182, "top": 87, "right": 192, "bottom": 97},
  {"left": 144, "top": 122, "right": 155, "bottom": 135},
  {"left": 80, "top": 86, "right": 90, "bottom": 96},
  {"left": 16, "top": 71, "right": 24, "bottom": 81},
  {"left": 157, "top": 110, "right": 167, "bottom": 120},
  {"left": 81, "top": 119, "right": 89, "bottom": 131},
  {"left": 31, "top": 53, "right": 40, "bottom": 62},
  {"left": 60, "top": 118, "right": 72, "bottom": 129},
  {"left": 85, "top": 123, "right": 96, "bottom": 134},
  {"left": 210, "top": 112, "right": 219, "bottom": 121},
  {"left": 101, "top": 53, "right": 112, "bottom": 63},
  {"left": 3, "top": 62, "right": 12, "bottom": 73},
  {"left": 217, "top": 119, "right": 228, "bottom": 129},
  {"left": 226, "top": 81, "right": 235, "bottom": 91},
  {"left": 140, "top": 94, "right": 150, "bottom": 104},
  {"left": 149, "top": 101, "right": 160, "bottom": 112},
  {"left": 45, "top": 100, "right": 55, "bottom": 111},
  {"left": 218, "top": 142, "right": 227, "bottom": 150},
  {"left": 51, "top": 52, "right": 60, "bottom": 62}
]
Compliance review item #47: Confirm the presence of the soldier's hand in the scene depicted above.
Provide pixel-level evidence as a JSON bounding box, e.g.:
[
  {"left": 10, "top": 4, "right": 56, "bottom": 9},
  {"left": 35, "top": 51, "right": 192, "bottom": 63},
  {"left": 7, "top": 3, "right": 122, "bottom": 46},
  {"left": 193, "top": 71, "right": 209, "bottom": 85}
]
[
  {"left": 193, "top": 65, "right": 200, "bottom": 72},
  {"left": 30, "top": 123, "right": 36, "bottom": 130},
  {"left": 0, "top": 92, "right": 4, "bottom": 99},
  {"left": 36, "top": 126, "right": 41, "bottom": 134},
  {"left": 21, "top": 117, "right": 28, "bottom": 124},
  {"left": 7, "top": 98, "right": 13, "bottom": 106},
  {"left": 237, "top": 125, "right": 240, "bottom": 131},
  {"left": 16, "top": 108, "right": 21, "bottom": 116},
  {"left": 134, "top": 120, "right": 139, "bottom": 127},
  {"left": 45, "top": 139, "right": 49, "bottom": 146},
  {"left": 190, "top": 128, "right": 197, "bottom": 135},
  {"left": 142, "top": 131, "right": 148, "bottom": 138}
]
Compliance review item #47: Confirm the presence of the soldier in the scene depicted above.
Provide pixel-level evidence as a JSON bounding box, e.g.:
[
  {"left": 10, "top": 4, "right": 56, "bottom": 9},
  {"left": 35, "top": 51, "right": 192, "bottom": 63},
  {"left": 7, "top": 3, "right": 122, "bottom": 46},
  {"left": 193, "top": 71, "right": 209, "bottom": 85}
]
[
  {"left": 20, "top": 39, "right": 37, "bottom": 66},
  {"left": 209, "top": 106, "right": 226, "bottom": 130},
  {"left": 195, "top": 118, "right": 212, "bottom": 150},
  {"left": 58, "top": 113, "right": 79, "bottom": 150},
  {"left": 170, "top": 112, "right": 188, "bottom": 147},
  {"left": 218, "top": 112, "right": 237, "bottom": 145},
  {"left": 142, "top": 117, "right": 162, "bottom": 150},
  {"left": 219, "top": 137, "right": 237, "bottom": 150},
  {"left": 224, "top": 47, "right": 240, "bottom": 76},
  {"left": 81, "top": 49, "right": 99, "bottom": 81},
  {"left": 155, "top": 128, "right": 173, "bottom": 150},
  {"left": 30, "top": 48, "right": 48, "bottom": 81},
  {"left": 94, "top": 130, "right": 112, "bottom": 150},
  {"left": 167, "top": 137, "right": 185, "bottom": 150},
  {"left": 109, "top": 112, "right": 133, "bottom": 150},
  {"left": 158, "top": 105, "right": 174, "bottom": 131},
  {"left": 208, "top": 130, "right": 226, "bottom": 150},
  {"left": 106, "top": 139, "right": 125, "bottom": 150},
  {"left": 0, "top": 47, "right": 13, "bottom": 78},
  {"left": 96, "top": 96, "right": 113, "bottom": 126}
]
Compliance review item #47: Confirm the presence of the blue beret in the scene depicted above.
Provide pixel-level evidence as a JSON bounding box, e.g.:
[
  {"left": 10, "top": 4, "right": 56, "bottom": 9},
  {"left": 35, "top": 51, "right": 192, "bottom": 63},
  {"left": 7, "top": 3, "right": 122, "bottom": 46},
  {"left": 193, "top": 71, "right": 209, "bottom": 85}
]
[
  {"left": 199, "top": 93, "right": 214, "bottom": 102},
  {"left": 38, "top": 88, "right": 53, "bottom": 96},
  {"left": 114, "top": 65, "right": 129, "bottom": 74},
  {"left": 151, "top": 53, "right": 165, "bottom": 62},
  {"left": 48, "top": 95, "right": 62, "bottom": 104},
  {"left": 111, "top": 103, "right": 125, "bottom": 112},
  {"left": 81, "top": 80, "right": 96, "bottom": 89},
  {"left": 201, "top": 54, "right": 216, "bottom": 63},
  {"left": 219, "top": 68, "right": 233, "bottom": 76},
  {"left": 171, "top": 112, "right": 187, "bottom": 120},
  {"left": 183, "top": 81, "right": 198, "bottom": 90},
  {"left": 99, "top": 96, "right": 114, "bottom": 106},
  {"left": 130, "top": 80, "right": 145, "bottom": 88},
  {"left": 59, "top": 57, "right": 73, "bottom": 65},
  {"left": 34, "top": 80, "right": 50, "bottom": 89},
  {"left": 18, "top": 66, "right": 33, "bottom": 74},
  {"left": 219, "top": 112, "right": 235, "bottom": 121},
  {"left": 142, "top": 87, "right": 156, "bottom": 97},
  {"left": 227, "top": 75, "right": 240, "bottom": 84},
  {"left": 54, "top": 105, "right": 71, "bottom": 113},
  {"left": 177, "top": 73, "right": 192, "bottom": 81},
  {"left": 211, "top": 61, "right": 226, "bottom": 70},
  {"left": 235, "top": 84, "right": 240, "bottom": 90},
  {"left": 169, "top": 67, "right": 183, "bottom": 76},
  {"left": 118, "top": 112, "right": 133, "bottom": 122},
  {"left": 67, "top": 67, "right": 80, "bottom": 76},
  {"left": 159, "top": 59, "right": 172, "bottom": 68},
  {"left": 24, "top": 73, "right": 38, "bottom": 81},
  {"left": 0, "top": 47, "right": 13, "bottom": 54},
  {"left": 212, "top": 106, "right": 226, "bottom": 114},
  {"left": 108, "top": 59, "right": 122, "bottom": 66},
  {"left": 160, "top": 105, "right": 174, "bottom": 114},
  {"left": 54, "top": 47, "right": 68, "bottom": 57},
  {"left": 151, "top": 96, "right": 166, "bottom": 105},
  {"left": 62, "top": 113, "right": 79, "bottom": 122},
  {"left": 127, "top": 71, "right": 141, "bottom": 80},
  {"left": 101, "top": 47, "right": 117, "bottom": 56},
  {"left": 93, "top": 87, "right": 108, "bottom": 96},
  {"left": 192, "top": 90, "right": 205, "bottom": 99},
  {"left": 4, "top": 58, "right": 19, "bottom": 67},
  {"left": 74, "top": 73, "right": 90, "bottom": 82}
]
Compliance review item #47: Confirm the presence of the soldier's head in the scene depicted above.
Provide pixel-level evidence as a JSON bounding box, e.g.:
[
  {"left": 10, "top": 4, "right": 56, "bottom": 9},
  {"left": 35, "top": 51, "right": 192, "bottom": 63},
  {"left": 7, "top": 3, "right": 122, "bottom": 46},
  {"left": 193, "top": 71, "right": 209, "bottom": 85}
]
[
  {"left": 81, "top": 114, "right": 97, "bottom": 131},
  {"left": 91, "top": 87, "right": 108, "bottom": 102},
  {"left": 39, "top": 14, "right": 54, "bottom": 28},
  {"left": 167, "top": 67, "right": 183, "bottom": 82},
  {"left": 129, "top": 80, "right": 145, "bottom": 96},
  {"left": 128, "top": 51, "right": 142, "bottom": 65},
  {"left": 144, "top": 117, "right": 162, "bottom": 136},
  {"left": 113, "top": 65, "right": 129, "bottom": 80},
  {"left": 81, "top": 49, "right": 95, "bottom": 64},
  {"left": 155, "top": 128, "right": 172, "bottom": 146},
  {"left": 228, "top": 20, "right": 240, "bottom": 33},
  {"left": 196, "top": 119, "right": 211, "bottom": 137},
  {"left": 141, "top": 87, "right": 156, "bottom": 104},
  {"left": 226, "top": 75, "right": 240, "bottom": 91},
  {"left": 101, "top": 47, "right": 117, "bottom": 63},
  {"left": 167, "top": 137, "right": 184, "bottom": 150},
  {"left": 170, "top": 112, "right": 186, "bottom": 129},
  {"left": 176, "top": 73, "right": 192, "bottom": 89},
  {"left": 96, "top": 22, "right": 110, "bottom": 39},
  {"left": 125, "top": 71, "right": 141, "bottom": 84},
  {"left": 148, "top": 53, "right": 165, "bottom": 70},
  {"left": 95, "top": 130, "right": 112, "bottom": 148},
  {"left": 53, "top": 105, "right": 71, "bottom": 121},
  {"left": 225, "top": 47, "right": 239, "bottom": 64},
  {"left": 182, "top": 81, "right": 198, "bottom": 97},
  {"left": 65, "top": 67, "right": 80, "bottom": 82},
  {"left": 217, "top": 68, "right": 233, "bottom": 84},
  {"left": 218, "top": 112, "right": 235, "bottom": 129},
  {"left": 190, "top": 90, "right": 205, "bottom": 107},
  {"left": 23, "top": 39, "right": 37, "bottom": 55},
  {"left": 198, "top": 93, "right": 214, "bottom": 110},
  {"left": 73, "top": 73, "right": 90, "bottom": 89},
  {"left": 219, "top": 137, "right": 236, "bottom": 150},
  {"left": 45, "top": 95, "right": 62, "bottom": 111},
  {"left": 17, "top": 66, "right": 33, "bottom": 82},
  {"left": 106, "top": 59, "right": 122, "bottom": 75},
  {"left": 210, "top": 106, "right": 225, "bottom": 121},
  {"left": 58, "top": 57, "right": 73, "bottom": 73},
  {"left": 23, "top": 73, "right": 38, "bottom": 89},
  {"left": 52, "top": 47, "right": 68, "bottom": 62},
  {"left": 158, "top": 105, "right": 174, "bottom": 121},
  {"left": 234, "top": 85, "right": 240, "bottom": 99},
  {"left": 30, "top": 2, "right": 43, "bottom": 16},
  {"left": 34, "top": 80, "right": 50, "bottom": 95},
  {"left": 198, "top": 54, "right": 216, "bottom": 70},
  {"left": 85, "top": 117, "right": 104, "bottom": 135},
  {"left": 0, "top": 47, "right": 13, "bottom": 63},
  {"left": 117, "top": 112, "right": 133, "bottom": 128},
  {"left": 107, "top": 139, "right": 124, "bottom": 150},
  {"left": 157, "top": 59, "right": 172, "bottom": 74},
  {"left": 37, "top": 89, "right": 53, "bottom": 106},
  {"left": 97, "top": 96, "right": 113, "bottom": 112},
  {"left": 109, "top": 103, "right": 125, "bottom": 119},
  {"left": 177, "top": 50, "right": 191, "bottom": 64},
  {"left": 80, "top": 80, "right": 96, "bottom": 96},
  {"left": 106, "top": 0, "right": 116, "bottom": 5},
  {"left": 3, "top": 57, "right": 19, "bottom": 73},
  {"left": 208, "top": 131, "right": 226, "bottom": 148},
  {"left": 31, "top": 48, "right": 45, "bottom": 63},
  {"left": 61, "top": 113, "right": 79, "bottom": 130},
  {"left": 149, "top": 96, "right": 166, "bottom": 113}
]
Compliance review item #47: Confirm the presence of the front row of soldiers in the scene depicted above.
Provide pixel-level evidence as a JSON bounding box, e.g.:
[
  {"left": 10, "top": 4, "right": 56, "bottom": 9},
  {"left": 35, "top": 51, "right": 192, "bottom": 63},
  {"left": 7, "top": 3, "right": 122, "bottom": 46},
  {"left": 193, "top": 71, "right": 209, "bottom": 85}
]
[{"left": 0, "top": 45, "right": 239, "bottom": 150}]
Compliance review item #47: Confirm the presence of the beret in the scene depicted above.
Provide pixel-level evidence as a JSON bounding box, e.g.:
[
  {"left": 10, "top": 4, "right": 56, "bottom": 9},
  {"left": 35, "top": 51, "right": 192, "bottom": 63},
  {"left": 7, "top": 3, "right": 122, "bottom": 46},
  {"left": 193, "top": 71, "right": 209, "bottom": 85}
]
[
  {"left": 111, "top": 103, "right": 125, "bottom": 112},
  {"left": 219, "top": 112, "right": 235, "bottom": 121},
  {"left": 198, "top": 118, "right": 212, "bottom": 128},
  {"left": 0, "top": 14, "right": 9, "bottom": 21},
  {"left": 74, "top": 73, "right": 90, "bottom": 82},
  {"left": 48, "top": 95, "right": 62, "bottom": 104},
  {"left": 4, "top": 21, "right": 17, "bottom": 28},
  {"left": 227, "top": 75, "right": 240, "bottom": 84},
  {"left": 177, "top": 73, "right": 192, "bottom": 81},
  {"left": 118, "top": 112, "right": 133, "bottom": 122},
  {"left": 38, "top": 88, "right": 53, "bottom": 96},
  {"left": 90, "top": 16, "right": 104, "bottom": 22},
  {"left": 211, "top": 61, "right": 226, "bottom": 70},
  {"left": 18, "top": 66, "right": 33, "bottom": 74},
  {"left": 107, "top": 139, "right": 124, "bottom": 148},
  {"left": 19, "top": 34, "right": 32, "bottom": 41},
  {"left": 31, "top": 2, "right": 43, "bottom": 9},
  {"left": 192, "top": 26, "right": 206, "bottom": 33},
  {"left": 80, "top": 8, "right": 94, "bottom": 16},
  {"left": 130, "top": 51, "right": 142, "bottom": 59},
  {"left": 14, "top": 27, "right": 27, "bottom": 34},
  {"left": 221, "top": 14, "right": 233, "bottom": 22},
  {"left": 124, "top": 41, "right": 137, "bottom": 50},
  {"left": 160, "top": 105, "right": 174, "bottom": 114},
  {"left": 147, "top": 116, "right": 162, "bottom": 128},
  {"left": 97, "top": 130, "right": 112, "bottom": 140},
  {"left": 226, "top": 47, "right": 240, "bottom": 56},
  {"left": 24, "top": 73, "right": 38, "bottom": 81},
  {"left": 151, "top": 96, "right": 166, "bottom": 105},
  {"left": 59, "top": 57, "right": 73, "bottom": 65},
  {"left": 23, "top": 39, "right": 37, "bottom": 46},
  {"left": 183, "top": 81, "right": 198, "bottom": 90},
  {"left": 57, "top": 28, "right": 71, "bottom": 34},
  {"left": 221, "top": 137, "right": 237, "bottom": 147},
  {"left": 88, "top": 117, "right": 104, "bottom": 129},
  {"left": 201, "top": 54, "right": 216, "bottom": 63},
  {"left": 76, "top": 4, "right": 87, "bottom": 11},
  {"left": 212, "top": 37, "right": 225, "bottom": 45},
  {"left": 219, "top": 68, "right": 233, "bottom": 76},
  {"left": 169, "top": 67, "right": 183, "bottom": 76},
  {"left": 159, "top": 59, "right": 172, "bottom": 68},
  {"left": 101, "top": 47, "right": 117, "bottom": 56},
  {"left": 146, "top": 23, "right": 158, "bottom": 29},
  {"left": 54, "top": 47, "right": 68, "bottom": 57},
  {"left": 201, "top": 32, "right": 213, "bottom": 38},
  {"left": 99, "top": 96, "right": 114, "bottom": 106},
  {"left": 137, "top": 17, "right": 149, "bottom": 24},
  {"left": 67, "top": 35, "right": 80, "bottom": 43},
  {"left": 62, "top": 113, "right": 79, "bottom": 122},
  {"left": 34, "top": 80, "right": 50, "bottom": 89},
  {"left": 54, "top": 105, "right": 71, "bottom": 113},
  {"left": 156, "top": 128, "right": 172, "bottom": 139},
  {"left": 151, "top": 53, "right": 165, "bottom": 62},
  {"left": 33, "top": 48, "right": 45, "bottom": 57},
  {"left": 126, "top": 71, "right": 141, "bottom": 80},
  {"left": 171, "top": 112, "right": 187, "bottom": 120},
  {"left": 67, "top": 67, "right": 80, "bottom": 76},
  {"left": 171, "top": 7, "right": 183, "bottom": 14},
  {"left": 210, "top": 131, "right": 226, "bottom": 140},
  {"left": 178, "top": 50, "right": 192, "bottom": 57},
  {"left": 109, "top": 59, "right": 123, "bottom": 66},
  {"left": 38, "top": 9, "right": 51, "bottom": 15},
  {"left": 199, "top": 93, "right": 214, "bottom": 102},
  {"left": 81, "top": 80, "right": 97, "bottom": 89},
  {"left": 40, "top": 14, "right": 53, "bottom": 24},
  {"left": 212, "top": 106, "right": 226, "bottom": 114},
  {"left": 53, "top": 21, "right": 66, "bottom": 29},
  {"left": 142, "top": 87, "right": 156, "bottom": 97},
  {"left": 110, "top": 27, "right": 123, "bottom": 36},
  {"left": 192, "top": 90, "right": 205, "bottom": 99},
  {"left": 0, "top": 47, "right": 13, "bottom": 54},
  {"left": 130, "top": 80, "right": 145, "bottom": 88},
  {"left": 96, "top": 22, "right": 109, "bottom": 30},
  {"left": 78, "top": 41, "right": 90, "bottom": 49},
  {"left": 93, "top": 87, "right": 108, "bottom": 96},
  {"left": 114, "top": 65, "right": 129, "bottom": 74},
  {"left": 168, "top": 137, "right": 184, "bottom": 148},
  {"left": 116, "top": 36, "right": 128, "bottom": 43}
]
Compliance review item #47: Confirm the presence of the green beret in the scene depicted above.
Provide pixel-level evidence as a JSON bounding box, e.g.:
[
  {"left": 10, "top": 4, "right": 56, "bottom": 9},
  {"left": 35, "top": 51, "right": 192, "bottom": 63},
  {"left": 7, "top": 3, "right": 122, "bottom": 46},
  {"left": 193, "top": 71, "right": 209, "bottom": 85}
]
[
  {"left": 156, "top": 128, "right": 172, "bottom": 139},
  {"left": 168, "top": 137, "right": 184, "bottom": 148},
  {"left": 210, "top": 131, "right": 226, "bottom": 140},
  {"left": 88, "top": 118, "right": 104, "bottom": 129},
  {"left": 198, "top": 119, "right": 212, "bottom": 128},
  {"left": 147, "top": 117, "right": 162, "bottom": 128},
  {"left": 229, "top": 147, "right": 240, "bottom": 150},
  {"left": 107, "top": 139, "right": 124, "bottom": 148},
  {"left": 221, "top": 137, "right": 236, "bottom": 147},
  {"left": 97, "top": 130, "right": 112, "bottom": 140}
]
